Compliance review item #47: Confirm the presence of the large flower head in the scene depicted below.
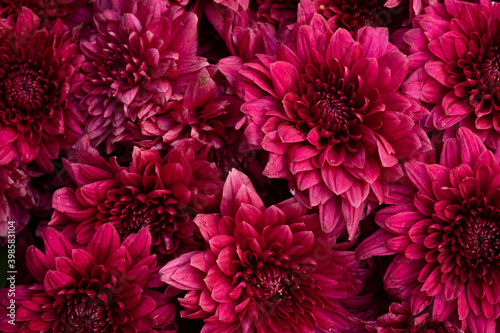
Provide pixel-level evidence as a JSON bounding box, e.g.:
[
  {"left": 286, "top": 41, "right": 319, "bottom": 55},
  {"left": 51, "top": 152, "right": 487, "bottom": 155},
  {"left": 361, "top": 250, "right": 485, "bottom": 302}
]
[
  {"left": 77, "top": 0, "right": 206, "bottom": 152},
  {"left": 0, "top": 8, "right": 84, "bottom": 173},
  {"left": 14, "top": 224, "right": 175, "bottom": 332},
  {"left": 0, "top": 162, "right": 31, "bottom": 243},
  {"left": 160, "top": 169, "right": 364, "bottom": 332},
  {"left": 50, "top": 137, "right": 223, "bottom": 258},
  {"left": 238, "top": 0, "right": 430, "bottom": 239},
  {"left": 357, "top": 128, "right": 500, "bottom": 332},
  {"left": 367, "top": 300, "right": 463, "bottom": 332},
  {"left": 403, "top": 0, "right": 500, "bottom": 150}
]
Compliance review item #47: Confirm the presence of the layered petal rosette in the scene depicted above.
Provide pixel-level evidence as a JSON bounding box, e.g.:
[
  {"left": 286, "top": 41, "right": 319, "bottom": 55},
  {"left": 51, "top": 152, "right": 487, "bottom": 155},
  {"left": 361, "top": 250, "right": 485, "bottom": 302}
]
[
  {"left": 357, "top": 128, "right": 500, "bottom": 332},
  {"left": 50, "top": 138, "right": 223, "bottom": 257},
  {"left": 15, "top": 224, "right": 175, "bottom": 332},
  {"left": 239, "top": 5, "right": 430, "bottom": 238},
  {"left": 403, "top": 0, "right": 500, "bottom": 149},
  {"left": 160, "top": 169, "right": 364, "bottom": 332},
  {"left": 0, "top": 8, "right": 84, "bottom": 173},
  {"left": 313, "top": 0, "right": 409, "bottom": 35},
  {"left": 76, "top": 0, "right": 206, "bottom": 151}
]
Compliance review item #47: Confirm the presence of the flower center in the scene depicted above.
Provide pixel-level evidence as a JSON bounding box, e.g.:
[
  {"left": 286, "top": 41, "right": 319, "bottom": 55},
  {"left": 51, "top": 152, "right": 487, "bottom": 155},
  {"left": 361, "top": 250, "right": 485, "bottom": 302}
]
[
  {"left": 252, "top": 266, "right": 289, "bottom": 301},
  {"left": 458, "top": 215, "right": 500, "bottom": 270},
  {"left": 450, "top": 196, "right": 500, "bottom": 278},
  {"left": 312, "top": 93, "right": 352, "bottom": 138},
  {"left": 64, "top": 292, "right": 112, "bottom": 332},
  {"left": 482, "top": 46, "right": 500, "bottom": 87},
  {"left": 105, "top": 54, "right": 126, "bottom": 78},
  {"left": 3, "top": 66, "right": 47, "bottom": 113}
]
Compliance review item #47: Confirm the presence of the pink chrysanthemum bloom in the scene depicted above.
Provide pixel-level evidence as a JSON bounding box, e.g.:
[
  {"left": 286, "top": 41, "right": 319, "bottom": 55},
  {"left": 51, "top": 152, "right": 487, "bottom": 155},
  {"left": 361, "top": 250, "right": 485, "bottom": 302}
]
[
  {"left": 357, "top": 128, "right": 500, "bottom": 332},
  {"left": 0, "top": 8, "right": 84, "bottom": 173},
  {"left": 76, "top": 0, "right": 206, "bottom": 152},
  {"left": 367, "top": 300, "right": 463, "bottom": 332},
  {"left": 14, "top": 224, "right": 176, "bottom": 332},
  {"left": 160, "top": 169, "right": 364, "bottom": 332},
  {"left": 50, "top": 137, "right": 223, "bottom": 257},
  {"left": 402, "top": 0, "right": 500, "bottom": 150},
  {"left": 238, "top": 1, "right": 430, "bottom": 238},
  {"left": 313, "top": 0, "right": 409, "bottom": 35}
]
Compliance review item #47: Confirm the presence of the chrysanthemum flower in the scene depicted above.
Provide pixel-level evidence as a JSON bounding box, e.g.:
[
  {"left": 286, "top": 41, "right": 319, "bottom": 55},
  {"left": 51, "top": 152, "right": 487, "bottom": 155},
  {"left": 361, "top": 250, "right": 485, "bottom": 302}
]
[
  {"left": 76, "top": 0, "right": 207, "bottom": 152},
  {"left": 203, "top": 1, "right": 279, "bottom": 63},
  {"left": 357, "top": 128, "right": 500, "bottom": 332},
  {"left": 14, "top": 224, "right": 175, "bottom": 332},
  {"left": 402, "top": 0, "right": 500, "bottom": 150},
  {"left": 238, "top": 1, "right": 431, "bottom": 238},
  {"left": 160, "top": 169, "right": 364, "bottom": 332},
  {"left": 50, "top": 137, "right": 223, "bottom": 257},
  {"left": 139, "top": 70, "right": 243, "bottom": 149},
  {"left": 0, "top": 8, "right": 84, "bottom": 173}
]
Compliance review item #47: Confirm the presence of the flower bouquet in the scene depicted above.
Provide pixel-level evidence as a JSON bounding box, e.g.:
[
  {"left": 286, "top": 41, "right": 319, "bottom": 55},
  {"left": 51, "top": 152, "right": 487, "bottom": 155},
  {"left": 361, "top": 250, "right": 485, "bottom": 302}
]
[{"left": 0, "top": 0, "right": 499, "bottom": 332}]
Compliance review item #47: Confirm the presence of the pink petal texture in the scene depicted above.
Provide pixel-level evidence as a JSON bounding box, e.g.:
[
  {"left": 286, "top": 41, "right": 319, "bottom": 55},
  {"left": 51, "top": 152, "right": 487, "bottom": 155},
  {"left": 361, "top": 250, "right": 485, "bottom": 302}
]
[
  {"left": 160, "top": 169, "right": 365, "bottom": 332},
  {"left": 0, "top": 7, "right": 84, "bottom": 173},
  {"left": 239, "top": 15, "right": 431, "bottom": 238},
  {"left": 403, "top": 0, "right": 500, "bottom": 150}
]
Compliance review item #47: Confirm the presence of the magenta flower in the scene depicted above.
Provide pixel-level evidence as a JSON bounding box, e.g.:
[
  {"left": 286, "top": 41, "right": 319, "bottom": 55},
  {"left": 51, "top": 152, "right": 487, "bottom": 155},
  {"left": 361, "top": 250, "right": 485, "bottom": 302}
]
[
  {"left": 402, "top": 0, "right": 500, "bottom": 150},
  {"left": 357, "top": 128, "right": 500, "bottom": 332},
  {"left": 76, "top": 0, "right": 206, "bottom": 152},
  {"left": 238, "top": 3, "right": 430, "bottom": 238},
  {"left": 50, "top": 137, "right": 223, "bottom": 257},
  {"left": 160, "top": 169, "right": 364, "bottom": 332},
  {"left": 0, "top": 8, "right": 84, "bottom": 173},
  {"left": 14, "top": 224, "right": 175, "bottom": 332}
]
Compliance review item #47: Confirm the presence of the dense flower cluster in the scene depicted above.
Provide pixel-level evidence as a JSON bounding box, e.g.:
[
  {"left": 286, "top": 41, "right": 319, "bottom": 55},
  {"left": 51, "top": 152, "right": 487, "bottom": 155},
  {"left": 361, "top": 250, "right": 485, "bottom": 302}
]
[
  {"left": 2, "top": 0, "right": 500, "bottom": 332},
  {"left": 50, "top": 137, "right": 223, "bottom": 258}
]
